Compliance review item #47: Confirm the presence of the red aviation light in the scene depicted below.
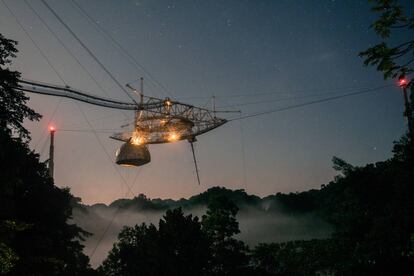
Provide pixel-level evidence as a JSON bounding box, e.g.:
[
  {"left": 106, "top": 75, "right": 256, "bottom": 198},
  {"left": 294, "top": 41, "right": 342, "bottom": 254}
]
[{"left": 398, "top": 77, "right": 409, "bottom": 88}]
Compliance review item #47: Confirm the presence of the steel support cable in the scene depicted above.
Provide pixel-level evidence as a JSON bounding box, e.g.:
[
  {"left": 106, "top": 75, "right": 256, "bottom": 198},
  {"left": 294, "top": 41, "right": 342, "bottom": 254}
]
[
  {"left": 4, "top": 0, "right": 138, "bottom": 197},
  {"left": 138, "top": 80, "right": 162, "bottom": 99},
  {"left": 177, "top": 84, "right": 375, "bottom": 100},
  {"left": 227, "top": 85, "right": 391, "bottom": 122},
  {"left": 57, "top": 112, "right": 133, "bottom": 130},
  {"left": 4, "top": 1, "right": 140, "bottom": 256},
  {"left": 69, "top": 0, "right": 174, "bottom": 98},
  {"left": 128, "top": 75, "right": 171, "bottom": 99},
  {"left": 239, "top": 115, "right": 247, "bottom": 187},
  {"left": 144, "top": 80, "right": 171, "bottom": 99},
  {"left": 73, "top": 102, "right": 143, "bottom": 259},
  {"left": 73, "top": 103, "right": 136, "bottom": 198},
  {"left": 24, "top": 0, "right": 129, "bottom": 119},
  {"left": 90, "top": 166, "right": 142, "bottom": 260},
  {"left": 220, "top": 92, "right": 248, "bottom": 187},
  {"left": 216, "top": 90, "right": 373, "bottom": 109},
  {"left": 20, "top": 79, "right": 227, "bottom": 121},
  {"left": 220, "top": 96, "right": 247, "bottom": 187},
  {"left": 2, "top": 1, "right": 67, "bottom": 86},
  {"left": 40, "top": 0, "right": 139, "bottom": 105},
  {"left": 57, "top": 113, "right": 131, "bottom": 130},
  {"left": 57, "top": 129, "right": 122, "bottom": 133},
  {"left": 18, "top": 79, "right": 141, "bottom": 110},
  {"left": 2, "top": 0, "right": 66, "bottom": 151}
]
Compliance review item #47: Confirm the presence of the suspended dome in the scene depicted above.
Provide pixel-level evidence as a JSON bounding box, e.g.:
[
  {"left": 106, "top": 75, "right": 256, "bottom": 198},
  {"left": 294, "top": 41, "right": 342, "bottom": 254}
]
[{"left": 115, "top": 142, "right": 151, "bottom": 167}]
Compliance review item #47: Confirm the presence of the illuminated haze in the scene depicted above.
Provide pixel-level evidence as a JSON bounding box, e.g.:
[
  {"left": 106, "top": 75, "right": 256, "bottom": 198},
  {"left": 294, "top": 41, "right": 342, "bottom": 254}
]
[{"left": 73, "top": 203, "right": 332, "bottom": 267}]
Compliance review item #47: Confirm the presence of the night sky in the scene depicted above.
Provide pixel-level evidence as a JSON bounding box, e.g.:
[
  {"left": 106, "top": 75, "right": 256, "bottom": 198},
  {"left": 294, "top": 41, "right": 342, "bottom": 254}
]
[{"left": 1, "top": 0, "right": 412, "bottom": 204}]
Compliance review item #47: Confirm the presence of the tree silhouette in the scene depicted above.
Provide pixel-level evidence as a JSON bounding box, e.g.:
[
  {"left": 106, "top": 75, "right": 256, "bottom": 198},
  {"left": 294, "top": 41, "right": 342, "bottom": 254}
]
[
  {"left": 360, "top": 0, "right": 414, "bottom": 83},
  {"left": 360, "top": 0, "right": 414, "bottom": 140},
  {"left": 0, "top": 33, "right": 40, "bottom": 141},
  {"left": 251, "top": 240, "right": 339, "bottom": 276},
  {"left": 0, "top": 33, "right": 96, "bottom": 275},
  {"left": 0, "top": 221, "right": 25, "bottom": 275},
  {"left": 100, "top": 208, "right": 210, "bottom": 276},
  {"left": 202, "top": 195, "right": 251, "bottom": 276}
]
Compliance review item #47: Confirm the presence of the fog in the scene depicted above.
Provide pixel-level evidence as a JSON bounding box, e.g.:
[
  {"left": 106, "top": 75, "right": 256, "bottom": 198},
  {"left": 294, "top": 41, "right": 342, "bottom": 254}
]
[{"left": 72, "top": 204, "right": 332, "bottom": 268}]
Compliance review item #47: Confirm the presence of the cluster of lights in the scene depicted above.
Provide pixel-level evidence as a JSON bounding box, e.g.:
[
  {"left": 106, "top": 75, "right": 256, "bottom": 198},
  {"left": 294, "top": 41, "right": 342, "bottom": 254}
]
[
  {"left": 131, "top": 134, "right": 145, "bottom": 145},
  {"left": 167, "top": 132, "right": 179, "bottom": 142}
]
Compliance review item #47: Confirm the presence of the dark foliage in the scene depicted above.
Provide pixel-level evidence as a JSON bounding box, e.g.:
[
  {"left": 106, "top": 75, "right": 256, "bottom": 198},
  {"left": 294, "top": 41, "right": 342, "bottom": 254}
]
[
  {"left": 109, "top": 193, "right": 168, "bottom": 211},
  {"left": 188, "top": 186, "right": 261, "bottom": 208},
  {"left": 202, "top": 195, "right": 252, "bottom": 276},
  {"left": 0, "top": 33, "right": 96, "bottom": 275},
  {"left": 0, "top": 132, "right": 96, "bottom": 275},
  {"left": 94, "top": 186, "right": 264, "bottom": 213},
  {"left": 0, "top": 33, "right": 41, "bottom": 141},
  {"left": 263, "top": 190, "right": 320, "bottom": 214},
  {"left": 359, "top": 0, "right": 414, "bottom": 83},
  {"left": 95, "top": 135, "right": 414, "bottom": 276},
  {"left": 251, "top": 136, "right": 414, "bottom": 275},
  {"left": 100, "top": 195, "right": 255, "bottom": 276},
  {"left": 359, "top": 0, "right": 414, "bottom": 137},
  {"left": 99, "top": 208, "right": 210, "bottom": 276},
  {"left": 251, "top": 240, "right": 339, "bottom": 276}
]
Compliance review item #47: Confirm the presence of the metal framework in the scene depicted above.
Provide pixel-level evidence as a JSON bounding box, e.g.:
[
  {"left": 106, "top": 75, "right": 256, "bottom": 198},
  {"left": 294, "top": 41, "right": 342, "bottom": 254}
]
[
  {"left": 18, "top": 79, "right": 159, "bottom": 110},
  {"left": 17, "top": 78, "right": 236, "bottom": 184},
  {"left": 17, "top": 79, "right": 228, "bottom": 144},
  {"left": 110, "top": 98, "right": 227, "bottom": 144}
]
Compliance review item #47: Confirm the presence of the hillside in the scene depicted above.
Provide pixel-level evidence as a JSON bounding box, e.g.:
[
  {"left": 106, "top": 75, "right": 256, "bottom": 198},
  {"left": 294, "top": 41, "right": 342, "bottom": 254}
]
[
  {"left": 73, "top": 186, "right": 333, "bottom": 267},
  {"left": 73, "top": 136, "right": 414, "bottom": 273}
]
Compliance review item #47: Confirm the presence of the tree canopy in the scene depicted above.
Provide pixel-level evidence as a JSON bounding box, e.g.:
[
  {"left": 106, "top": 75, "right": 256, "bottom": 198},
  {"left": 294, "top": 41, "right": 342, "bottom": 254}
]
[
  {"left": 0, "top": 33, "right": 40, "bottom": 141},
  {"left": 0, "top": 33, "right": 95, "bottom": 275},
  {"left": 360, "top": 0, "right": 414, "bottom": 84},
  {"left": 99, "top": 208, "right": 210, "bottom": 276}
]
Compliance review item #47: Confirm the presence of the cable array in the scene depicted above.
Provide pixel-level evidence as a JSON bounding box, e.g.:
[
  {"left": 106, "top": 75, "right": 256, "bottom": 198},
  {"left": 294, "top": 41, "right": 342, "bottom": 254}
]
[
  {"left": 40, "top": 0, "right": 138, "bottom": 105},
  {"left": 69, "top": 0, "right": 174, "bottom": 98},
  {"left": 24, "top": 0, "right": 129, "bottom": 118},
  {"left": 228, "top": 85, "right": 390, "bottom": 121},
  {"left": 3, "top": 0, "right": 144, "bottom": 256}
]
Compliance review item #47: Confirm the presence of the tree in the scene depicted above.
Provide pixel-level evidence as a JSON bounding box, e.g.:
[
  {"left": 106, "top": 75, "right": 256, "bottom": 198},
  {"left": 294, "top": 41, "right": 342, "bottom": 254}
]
[
  {"left": 251, "top": 240, "right": 338, "bottom": 276},
  {"left": 0, "top": 33, "right": 40, "bottom": 141},
  {"left": 202, "top": 195, "right": 240, "bottom": 242},
  {"left": 201, "top": 195, "right": 251, "bottom": 276},
  {"left": 99, "top": 223, "right": 159, "bottom": 276},
  {"left": 0, "top": 128, "right": 97, "bottom": 275},
  {"left": 360, "top": 0, "right": 414, "bottom": 83},
  {"left": 0, "top": 221, "right": 25, "bottom": 275},
  {"left": 317, "top": 140, "right": 414, "bottom": 274},
  {"left": 100, "top": 208, "right": 210, "bottom": 276},
  {"left": 360, "top": 0, "right": 414, "bottom": 140},
  {"left": 0, "top": 33, "right": 96, "bottom": 275},
  {"left": 250, "top": 137, "right": 414, "bottom": 275}
]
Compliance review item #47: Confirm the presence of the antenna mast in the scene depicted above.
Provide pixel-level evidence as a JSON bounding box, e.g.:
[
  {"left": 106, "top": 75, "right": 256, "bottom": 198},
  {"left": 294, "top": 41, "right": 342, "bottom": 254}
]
[
  {"left": 49, "top": 126, "right": 56, "bottom": 178},
  {"left": 140, "top": 77, "right": 144, "bottom": 104}
]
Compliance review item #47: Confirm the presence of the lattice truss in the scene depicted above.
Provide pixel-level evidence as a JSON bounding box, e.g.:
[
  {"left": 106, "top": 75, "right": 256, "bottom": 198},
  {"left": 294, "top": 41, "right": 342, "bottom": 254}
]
[
  {"left": 17, "top": 79, "right": 227, "bottom": 145},
  {"left": 110, "top": 97, "right": 227, "bottom": 145}
]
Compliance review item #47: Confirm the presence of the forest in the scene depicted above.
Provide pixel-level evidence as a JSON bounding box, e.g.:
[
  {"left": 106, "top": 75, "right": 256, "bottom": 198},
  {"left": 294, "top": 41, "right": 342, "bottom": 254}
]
[{"left": 1, "top": 0, "right": 414, "bottom": 275}]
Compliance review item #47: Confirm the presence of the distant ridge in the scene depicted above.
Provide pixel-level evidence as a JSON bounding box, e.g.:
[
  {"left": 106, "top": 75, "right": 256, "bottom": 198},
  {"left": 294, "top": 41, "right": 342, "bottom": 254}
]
[{"left": 80, "top": 186, "right": 322, "bottom": 215}]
